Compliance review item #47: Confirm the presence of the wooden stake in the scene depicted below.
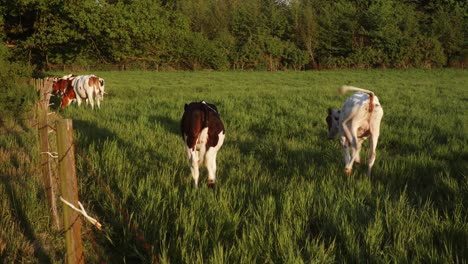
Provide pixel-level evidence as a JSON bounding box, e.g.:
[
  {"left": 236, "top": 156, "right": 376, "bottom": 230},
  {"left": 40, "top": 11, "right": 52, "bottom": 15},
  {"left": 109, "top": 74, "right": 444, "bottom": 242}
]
[
  {"left": 36, "top": 78, "right": 60, "bottom": 229},
  {"left": 56, "top": 119, "right": 84, "bottom": 264}
]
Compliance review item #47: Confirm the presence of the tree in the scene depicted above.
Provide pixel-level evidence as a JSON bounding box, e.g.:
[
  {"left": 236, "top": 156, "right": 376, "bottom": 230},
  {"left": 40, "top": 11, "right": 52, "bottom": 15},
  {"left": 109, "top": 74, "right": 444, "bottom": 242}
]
[
  {"left": 290, "top": 0, "right": 319, "bottom": 68},
  {"left": 0, "top": 15, "right": 35, "bottom": 121}
]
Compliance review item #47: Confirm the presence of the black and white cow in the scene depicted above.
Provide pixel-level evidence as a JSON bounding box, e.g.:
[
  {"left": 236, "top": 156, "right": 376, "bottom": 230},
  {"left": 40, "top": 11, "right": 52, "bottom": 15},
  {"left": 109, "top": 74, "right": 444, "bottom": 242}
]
[
  {"left": 326, "top": 85, "right": 384, "bottom": 176},
  {"left": 181, "top": 101, "right": 225, "bottom": 188}
]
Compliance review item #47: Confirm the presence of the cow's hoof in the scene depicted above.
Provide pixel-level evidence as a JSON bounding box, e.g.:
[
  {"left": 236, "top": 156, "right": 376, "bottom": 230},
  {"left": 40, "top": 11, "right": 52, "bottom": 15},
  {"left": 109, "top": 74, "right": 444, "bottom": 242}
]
[
  {"left": 345, "top": 168, "right": 352, "bottom": 176},
  {"left": 208, "top": 179, "right": 215, "bottom": 189}
]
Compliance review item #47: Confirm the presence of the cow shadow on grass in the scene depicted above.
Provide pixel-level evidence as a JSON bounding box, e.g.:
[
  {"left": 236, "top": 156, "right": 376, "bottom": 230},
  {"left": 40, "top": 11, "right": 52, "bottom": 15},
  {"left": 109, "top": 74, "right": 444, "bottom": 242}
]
[
  {"left": 72, "top": 119, "right": 118, "bottom": 148},
  {"left": 71, "top": 119, "right": 171, "bottom": 197},
  {"left": 375, "top": 151, "right": 467, "bottom": 210},
  {"left": 73, "top": 119, "right": 171, "bottom": 169},
  {"left": 372, "top": 154, "right": 468, "bottom": 258},
  {"left": 148, "top": 114, "right": 180, "bottom": 137},
  {"left": 228, "top": 133, "right": 332, "bottom": 183}
]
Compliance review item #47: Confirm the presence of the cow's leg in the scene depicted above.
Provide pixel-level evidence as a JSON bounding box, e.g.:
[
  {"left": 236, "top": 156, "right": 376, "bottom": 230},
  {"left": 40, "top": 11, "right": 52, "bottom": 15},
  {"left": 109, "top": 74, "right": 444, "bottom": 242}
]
[
  {"left": 95, "top": 92, "right": 101, "bottom": 108},
  {"left": 198, "top": 144, "right": 206, "bottom": 166},
  {"left": 355, "top": 139, "right": 363, "bottom": 164},
  {"left": 345, "top": 121, "right": 360, "bottom": 175},
  {"left": 205, "top": 148, "right": 218, "bottom": 188},
  {"left": 60, "top": 97, "right": 69, "bottom": 108},
  {"left": 76, "top": 95, "right": 82, "bottom": 106},
  {"left": 205, "top": 131, "right": 225, "bottom": 188},
  {"left": 367, "top": 135, "right": 377, "bottom": 176},
  {"left": 367, "top": 111, "right": 383, "bottom": 176},
  {"left": 340, "top": 110, "right": 358, "bottom": 149},
  {"left": 197, "top": 128, "right": 208, "bottom": 165},
  {"left": 341, "top": 121, "right": 357, "bottom": 176},
  {"left": 87, "top": 92, "right": 95, "bottom": 109},
  {"left": 188, "top": 147, "right": 200, "bottom": 188},
  {"left": 185, "top": 144, "right": 191, "bottom": 159},
  {"left": 340, "top": 135, "right": 351, "bottom": 169}
]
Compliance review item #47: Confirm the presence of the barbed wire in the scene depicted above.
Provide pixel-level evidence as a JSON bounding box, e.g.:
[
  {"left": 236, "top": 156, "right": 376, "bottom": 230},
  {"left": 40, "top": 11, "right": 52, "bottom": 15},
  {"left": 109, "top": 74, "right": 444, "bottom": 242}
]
[
  {"left": 32, "top": 78, "right": 159, "bottom": 263},
  {"left": 75, "top": 143, "right": 159, "bottom": 264}
]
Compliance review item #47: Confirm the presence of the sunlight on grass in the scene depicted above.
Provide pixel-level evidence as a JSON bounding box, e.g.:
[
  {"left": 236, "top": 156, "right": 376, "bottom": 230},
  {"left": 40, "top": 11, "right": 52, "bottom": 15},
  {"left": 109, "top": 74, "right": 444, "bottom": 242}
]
[{"left": 1, "top": 69, "right": 466, "bottom": 262}]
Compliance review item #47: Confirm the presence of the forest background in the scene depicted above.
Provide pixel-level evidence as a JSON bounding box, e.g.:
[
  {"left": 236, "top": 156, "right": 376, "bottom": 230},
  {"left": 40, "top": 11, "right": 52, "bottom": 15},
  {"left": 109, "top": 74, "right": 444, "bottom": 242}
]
[{"left": 0, "top": 0, "right": 467, "bottom": 73}]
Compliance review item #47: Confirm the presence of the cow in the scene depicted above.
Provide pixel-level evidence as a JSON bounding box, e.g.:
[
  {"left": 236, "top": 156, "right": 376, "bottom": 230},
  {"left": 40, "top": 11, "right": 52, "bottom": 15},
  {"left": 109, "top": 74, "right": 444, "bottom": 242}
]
[
  {"left": 60, "top": 80, "right": 78, "bottom": 109},
  {"left": 51, "top": 76, "right": 77, "bottom": 108},
  {"left": 52, "top": 75, "right": 75, "bottom": 95},
  {"left": 326, "top": 85, "right": 384, "bottom": 176},
  {"left": 52, "top": 75, "right": 104, "bottom": 109},
  {"left": 73, "top": 75, "right": 102, "bottom": 109},
  {"left": 181, "top": 101, "right": 225, "bottom": 188}
]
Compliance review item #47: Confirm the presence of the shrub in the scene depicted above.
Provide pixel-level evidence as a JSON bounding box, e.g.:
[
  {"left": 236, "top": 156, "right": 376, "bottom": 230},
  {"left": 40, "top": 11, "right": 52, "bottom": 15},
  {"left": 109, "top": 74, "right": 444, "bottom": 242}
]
[{"left": 0, "top": 44, "right": 35, "bottom": 123}]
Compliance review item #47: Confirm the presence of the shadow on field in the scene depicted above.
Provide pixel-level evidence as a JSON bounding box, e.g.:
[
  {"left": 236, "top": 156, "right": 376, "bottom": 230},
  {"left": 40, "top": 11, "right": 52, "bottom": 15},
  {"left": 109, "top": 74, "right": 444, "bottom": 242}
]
[
  {"left": 72, "top": 119, "right": 172, "bottom": 177},
  {"left": 375, "top": 153, "right": 466, "bottom": 214},
  {"left": 0, "top": 177, "right": 53, "bottom": 263},
  {"left": 148, "top": 114, "right": 180, "bottom": 136},
  {"left": 234, "top": 136, "right": 331, "bottom": 180},
  {"left": 73, "top": 119, "right": 118, "bottom": 148}
]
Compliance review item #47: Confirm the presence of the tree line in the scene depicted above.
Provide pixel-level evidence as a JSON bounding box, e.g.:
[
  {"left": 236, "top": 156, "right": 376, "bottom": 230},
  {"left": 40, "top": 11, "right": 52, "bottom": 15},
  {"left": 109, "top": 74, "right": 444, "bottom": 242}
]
[{"left": 1, "top": 0, "right": 467, "bottom": 71}]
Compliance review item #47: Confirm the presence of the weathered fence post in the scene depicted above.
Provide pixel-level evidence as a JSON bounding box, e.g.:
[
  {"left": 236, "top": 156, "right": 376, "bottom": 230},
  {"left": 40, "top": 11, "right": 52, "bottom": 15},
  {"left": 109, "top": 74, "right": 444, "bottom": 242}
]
[
  {"left": 56, "top": 119, "right": 84, "bottom": 264},
  {"left": 35, "top": 78, "right": 60, "bottom": 229}
]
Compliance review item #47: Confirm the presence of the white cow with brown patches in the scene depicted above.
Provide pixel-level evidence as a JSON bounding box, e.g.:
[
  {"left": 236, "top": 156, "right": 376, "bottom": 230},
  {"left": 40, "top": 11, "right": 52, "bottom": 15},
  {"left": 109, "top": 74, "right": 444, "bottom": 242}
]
[
  {"left": 72, "top": 75, "right": 102, "bottom": 109},
  {"left": 326, "top": 85, "right": 383, "bottom": 176}
]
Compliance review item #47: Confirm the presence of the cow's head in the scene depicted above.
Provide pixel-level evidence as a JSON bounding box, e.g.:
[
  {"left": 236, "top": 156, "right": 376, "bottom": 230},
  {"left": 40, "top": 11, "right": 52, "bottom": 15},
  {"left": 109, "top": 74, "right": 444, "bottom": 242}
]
[
  {"left": 96, "top": 78, "right": 105, "bottom": 100},
  {"left": 52, "top": 81, "right": 61, "bottom": 95},
  {"left": 326, "top": 108, "right": 340, "bottom": 139},
  {"left": 52, "top": 79, "right": 71, "bottom": 96}
]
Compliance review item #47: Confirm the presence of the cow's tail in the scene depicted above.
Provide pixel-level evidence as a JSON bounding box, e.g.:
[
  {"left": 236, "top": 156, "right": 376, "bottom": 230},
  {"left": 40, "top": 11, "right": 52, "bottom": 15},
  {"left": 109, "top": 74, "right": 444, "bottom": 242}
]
[
  {"left": 339, "top": 85, "right": 374, "bottom": 96},
  {"left": 339, "top": 85, "right": 375, "bottom": 113}
]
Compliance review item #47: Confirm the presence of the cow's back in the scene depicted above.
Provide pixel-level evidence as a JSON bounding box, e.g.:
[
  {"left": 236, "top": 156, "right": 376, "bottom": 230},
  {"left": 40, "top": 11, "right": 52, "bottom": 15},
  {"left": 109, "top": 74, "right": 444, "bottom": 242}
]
[
  {"left": 181, "top": 102, "right": 225, "bottom": 149},
  {"left": 181, "top": 105, "right": 204, "bottom": 149},
  {"left": 88, "top": 76, "right": 100, "bottom": 88}
]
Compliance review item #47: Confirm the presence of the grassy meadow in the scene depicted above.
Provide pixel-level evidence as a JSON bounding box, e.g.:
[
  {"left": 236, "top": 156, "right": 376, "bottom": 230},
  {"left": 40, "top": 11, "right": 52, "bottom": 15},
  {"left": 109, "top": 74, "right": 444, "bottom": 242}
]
[{"left": 1, "top": 69, "right": 467, "bottom": 263}]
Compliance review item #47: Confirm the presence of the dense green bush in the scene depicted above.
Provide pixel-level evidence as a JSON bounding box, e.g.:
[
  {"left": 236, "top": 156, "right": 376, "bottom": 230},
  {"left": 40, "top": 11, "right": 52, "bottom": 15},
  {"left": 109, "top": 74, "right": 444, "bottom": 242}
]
[
  {"left": 0, "top": 64, "right": 35, "bottom": 122},
  {"left": 1, "top": 0, "right": 466, "bottom": 70},
  {"left": 0, "top": 35, "right": 35, "bottom": 123}
]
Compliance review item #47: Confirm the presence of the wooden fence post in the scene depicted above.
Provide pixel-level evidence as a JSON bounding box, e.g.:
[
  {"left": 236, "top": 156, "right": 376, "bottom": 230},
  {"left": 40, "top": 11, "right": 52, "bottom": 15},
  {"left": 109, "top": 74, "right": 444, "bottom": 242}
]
[
  {"left": 56, "top": 119, "right": 84, "bottom": 264},
  {"left": 35, "top": 78, "right": 60, "bottom": 229}
]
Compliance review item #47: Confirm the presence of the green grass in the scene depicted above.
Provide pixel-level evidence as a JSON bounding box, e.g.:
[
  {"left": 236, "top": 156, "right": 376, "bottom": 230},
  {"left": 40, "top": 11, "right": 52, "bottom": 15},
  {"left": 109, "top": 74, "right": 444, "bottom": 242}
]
[{"left": 1, "top": 69, "right": 467, "bottom": 263}]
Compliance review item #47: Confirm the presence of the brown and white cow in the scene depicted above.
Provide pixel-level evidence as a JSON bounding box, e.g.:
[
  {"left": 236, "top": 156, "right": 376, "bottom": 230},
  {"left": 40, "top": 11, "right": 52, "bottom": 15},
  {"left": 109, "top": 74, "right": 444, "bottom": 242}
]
[
  {"left": 52, "top": 76, "right": 76, "bottom": 108},
  {"left": 73, "top": 75, "right": 103, "bottom": 109},
  {"left": 181, "top": 101, "right": 225, "bottom": 188},
  {"left": 326, "top": 85, "right": 383, "bottom": 176},
  {"left": 51, "top": 74, "right": 75, "bottom": 96},
  {"left": 60, "top": 80, "right": 78, "bottom": 108},
  {"left": 52, "top": 75, "right": 104, "bottom": 109}
]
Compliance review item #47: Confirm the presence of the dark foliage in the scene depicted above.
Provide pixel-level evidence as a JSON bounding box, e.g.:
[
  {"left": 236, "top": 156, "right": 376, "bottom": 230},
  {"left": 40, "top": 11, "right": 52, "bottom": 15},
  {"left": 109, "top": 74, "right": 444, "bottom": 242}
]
[{"left": 0, "top": 0, "right": 466, "bottom": 70}]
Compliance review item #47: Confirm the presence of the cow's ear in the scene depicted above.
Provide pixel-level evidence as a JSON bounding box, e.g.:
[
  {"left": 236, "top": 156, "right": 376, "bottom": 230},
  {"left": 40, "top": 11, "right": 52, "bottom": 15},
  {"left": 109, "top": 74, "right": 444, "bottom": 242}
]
[
  {"left": 328, "top": 108, "right": 332, "bottom": 115},
  {"left": 184, "top": 103, "right": 188, "bottom": 110}
]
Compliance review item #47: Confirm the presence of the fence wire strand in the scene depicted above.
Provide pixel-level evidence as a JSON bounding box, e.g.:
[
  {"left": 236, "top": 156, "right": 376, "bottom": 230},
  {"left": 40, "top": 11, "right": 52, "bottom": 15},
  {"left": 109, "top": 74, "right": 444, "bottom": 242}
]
[
  {"left": 33, "top": 78, "right": 159, "bottom": 263},
  {"left": 75, "top": 144, "right": 159, "bottom": 264}
]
